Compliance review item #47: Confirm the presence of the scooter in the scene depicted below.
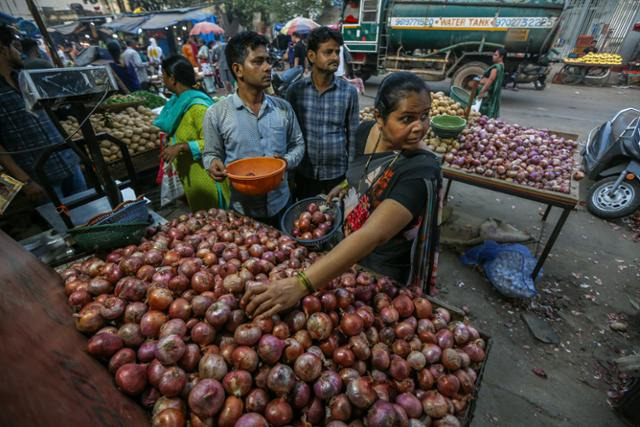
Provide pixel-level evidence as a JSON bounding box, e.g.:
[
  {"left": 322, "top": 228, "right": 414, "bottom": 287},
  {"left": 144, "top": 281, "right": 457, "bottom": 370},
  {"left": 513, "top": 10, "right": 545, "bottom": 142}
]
[
  {"left": 582, "top": 107, "right": 640, "bottom": 219},
  {"left": 271, "top": 65, "right": 304, "bottom": 98},
  {"left": 504, "top": 63, "right": 549, "bottom": 90}
]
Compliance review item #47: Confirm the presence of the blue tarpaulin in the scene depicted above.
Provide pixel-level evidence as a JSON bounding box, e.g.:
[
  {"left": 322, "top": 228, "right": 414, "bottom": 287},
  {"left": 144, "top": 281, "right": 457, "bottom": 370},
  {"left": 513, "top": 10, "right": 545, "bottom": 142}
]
[{"left": 102, "top": 16, "right": 149, "bottom": 34}]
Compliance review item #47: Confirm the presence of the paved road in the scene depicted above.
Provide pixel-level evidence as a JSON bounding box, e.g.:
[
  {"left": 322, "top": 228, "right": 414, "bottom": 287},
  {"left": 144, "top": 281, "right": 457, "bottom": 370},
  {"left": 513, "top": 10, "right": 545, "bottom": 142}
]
[{"left": 360, "top": 78, "right": 640, "bottom": 427}]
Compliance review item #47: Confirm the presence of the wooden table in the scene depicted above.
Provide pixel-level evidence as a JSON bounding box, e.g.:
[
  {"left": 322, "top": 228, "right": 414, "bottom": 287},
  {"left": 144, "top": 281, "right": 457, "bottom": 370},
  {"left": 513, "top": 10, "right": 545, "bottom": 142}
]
[
  {"left": 442, "top": 131, "right": 581, "bottom": 279},
  {"left": 0, "top": 231, "right": 150, "bottom": 426}
]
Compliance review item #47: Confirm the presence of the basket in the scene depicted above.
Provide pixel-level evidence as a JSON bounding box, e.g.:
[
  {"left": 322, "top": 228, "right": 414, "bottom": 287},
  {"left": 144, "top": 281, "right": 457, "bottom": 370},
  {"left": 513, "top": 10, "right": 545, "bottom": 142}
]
[
  {"left": 90, "top": 197, "right": 149, "bottom": 226},
  {"left": 68, "top": 222, "right": 149, "bottom": 252},
  {"left": 226, "top": 157, "right": 286, "bottom": 196},
  {"left": 450, "top": 85, "right": 472, "bottom": 108},
  {"left": 431, "top": 114, "right": 467, "bottom": 138},
  {"left": 280, "top": 197, "right": 342, "bottom": 251}
]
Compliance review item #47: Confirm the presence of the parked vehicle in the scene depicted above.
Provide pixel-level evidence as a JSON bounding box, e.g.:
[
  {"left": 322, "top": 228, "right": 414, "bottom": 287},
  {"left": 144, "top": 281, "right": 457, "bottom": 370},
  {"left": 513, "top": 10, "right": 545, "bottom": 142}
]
[
  {"left": 271, "top": 65, "right": 304, "bottom": 98},
  {"left": 340, "top": 0, "right": 565, "bottom": 90},
  {"left": 583, "top": 108, "right": 640, "bottom": 219}
]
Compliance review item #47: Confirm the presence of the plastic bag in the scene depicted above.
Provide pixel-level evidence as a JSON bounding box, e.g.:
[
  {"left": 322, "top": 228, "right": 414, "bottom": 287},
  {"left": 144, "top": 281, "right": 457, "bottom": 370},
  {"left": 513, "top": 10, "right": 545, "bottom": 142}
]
[
  {"left": 471, "top": 98, "right": 482, "bottom": 113},
  {"left": 460, "top": 240, "right": 538, "bottom": 298},
  {"left": 158, "top": 134, "right": 184, "bottom": 207}
]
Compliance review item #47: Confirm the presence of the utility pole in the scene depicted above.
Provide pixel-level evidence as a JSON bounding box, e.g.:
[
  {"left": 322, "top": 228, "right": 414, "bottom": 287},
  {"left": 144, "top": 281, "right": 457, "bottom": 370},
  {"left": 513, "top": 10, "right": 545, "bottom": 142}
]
[{"left": 25, "top": 0, "right": 64, "bottom": 68}]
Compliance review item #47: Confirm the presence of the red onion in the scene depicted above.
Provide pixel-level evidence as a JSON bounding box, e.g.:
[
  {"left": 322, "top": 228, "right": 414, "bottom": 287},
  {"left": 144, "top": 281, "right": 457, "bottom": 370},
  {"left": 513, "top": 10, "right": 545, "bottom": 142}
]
[
  {"left": 159, "top": 318, "right": 187, "bottom": 338},
  {"left": 395, "top": 392, "right": 422, "bottom": 418},
  {"left": 158, "top": 366, "right": 187, "bottom": 397},
  {"left": 321, "top": 292, "right": 338, "bottom": 311},
  {"left": 205, "top": 301, "right": 230, "bottom": 327},
  {"left": 372, "top": 343, "right": 391, "bottom": 370},
  {"left": 346, "top": 376, "right": 377, "bottom": 408},
  {"left": 148, "top": 288, "right": 174, "bottom": 311},
  {"left": 314, "top": 370, "right": 343, "bottom": 400},
  {"left": 87, "top": 332, "right": 123, "bottom": 359},
  {"left": 307, "top": 312, "right": 333, "bottom": 340},
  {"left": 223, "top": 370, "right": 252, "bottom": 397},
  {"left": 74, "top": 309, "right": 104, "bottom": 334},
  {"left": 234, "top": 323, "right": 262, "bottom": 346},
  {"left": 380, "top": 306, "right": 399, "bottom": 324},
  {"left": 267, "top": 363, "right": 295, "bottom": 395},
  {"left": 191, "top": 322, "right": 215, "bottom": 346},
  {"left": 231, "top": 346, "right": 259, "bottom": 372},
  {"left": 178, "top": 343, "right": 201, "bottom": 372},
  {"left": 436, "top": 329, "right": 454, "bottom": 349},
  {"left": 462, "top": 343, "right": 485, "bottom": 362},
  {"left": 118, "top": 323, "right": 145, "bottom": 347},
  {"left": 255, "top": 334, "right": 284, "bottom": 365},
  {"left": 437, "top": 374, "right": 460, "bottom": 398},
  {"left": 109, "top": 348, "right": 136, "bottom": 374},
  {"left": 265, "top": 397, "right": 293, "bottom": 426},
  {"left": 140, "top": 310, "right": 168, "bottom": 338},
  {"left": 302, "top": 295, "right": 321, "bottom": 316},
  {"left": 390, "top": 356, "right": 411, "bottom": 381},
  {"left": 407, "top": 351, "right": 427, "bottom": 371},
  {"left": 294, "top": 352, "right": 322, "bottom": 382},
  {"left": 155, "top": 334, "right": 186, "bottom": 365},
  {"left": 330, "top": 394, "right": 352, "bottom": 421},
  {"left": 235, "top": 413, "right": 268, "bottom": 427},
  {"left": 218, "top": 396, "right": 244, "bottom": 427},
  {"left": 291, "top": 380, "right": 312, "bottom": 409},
  {"left": 137, "top": 340, "right": 157, "bottom": 362},
  {"left": 115, "top": 363, "right": 147, "bottom": 395},
  {"left": 455, "top": 369, "right": 475, "bottom": 394},
  {"left": 245, "top": 388, "right": 269, "bottom": 413},
  {"left": 199, "top": 353, "right": 227, "bottom": 380},
  {"left": 272, "top": 321, "right": 290, "bottom": 340},
  {"left": 392, "top": 294, "right": 414, "bottom": 318},
  {"left": 367, "top": 400, "right": 402, "bottom": 427},
  {"left": 188, "top": 379, "right": 225, "bottom": 418},
  {"left": 441, "top": 348, "right": 462, "bottom": 371},
  {"left": 421, "top": 390, "right": 448, "bottom": 418},
  {"left": 124, "top": 301, "right": 148, "bottom": 323},
  {"left": 340, "top": 313, "right": 364, "bottom": 336}
]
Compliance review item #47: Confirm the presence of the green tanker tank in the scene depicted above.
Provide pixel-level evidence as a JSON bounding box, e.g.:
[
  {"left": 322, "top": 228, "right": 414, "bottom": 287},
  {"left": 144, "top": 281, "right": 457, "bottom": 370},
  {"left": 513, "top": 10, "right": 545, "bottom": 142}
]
[{"left": 341, "top": 0, "right": 565, "bottom": 89}]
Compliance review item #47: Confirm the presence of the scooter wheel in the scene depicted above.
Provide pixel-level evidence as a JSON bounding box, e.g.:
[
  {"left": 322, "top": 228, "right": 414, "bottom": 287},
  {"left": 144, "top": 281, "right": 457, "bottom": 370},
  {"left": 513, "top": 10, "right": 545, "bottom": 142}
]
[
  {"left": 534, "top": 80, "right": 546, "bottom": 90},
  {"left": 587, "top": 176, "right": 640, "bottom": 219}
]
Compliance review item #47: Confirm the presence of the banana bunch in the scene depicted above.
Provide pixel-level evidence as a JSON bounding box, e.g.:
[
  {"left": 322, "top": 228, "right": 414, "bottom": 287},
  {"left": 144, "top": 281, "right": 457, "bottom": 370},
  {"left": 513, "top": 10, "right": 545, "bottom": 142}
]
[{"left": 565, "top": 52, "right": 623, "bottom": 65}]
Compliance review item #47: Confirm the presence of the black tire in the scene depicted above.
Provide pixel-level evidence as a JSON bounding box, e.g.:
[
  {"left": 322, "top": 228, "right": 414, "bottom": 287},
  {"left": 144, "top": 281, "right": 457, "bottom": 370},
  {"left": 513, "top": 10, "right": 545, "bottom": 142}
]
[
  {"left": 587, "top": 176, "right": 640, "bottom": 219},
  {"left": 534, "top": 80, "right": 546, "bottom": 90},
  {"left": 355, "top": 68, "right": 373, "bottom": 82},
  {"left": 452, "top": 62, "right": 489, "bottom": 91}
]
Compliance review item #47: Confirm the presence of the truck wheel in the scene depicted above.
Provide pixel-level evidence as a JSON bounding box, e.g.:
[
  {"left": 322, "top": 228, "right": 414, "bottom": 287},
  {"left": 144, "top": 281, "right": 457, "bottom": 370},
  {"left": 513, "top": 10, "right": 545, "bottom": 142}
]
[
  {"left": 355, "top": 68, "right": 373, "bottom": 82},
  {"left": 452, "top": 62, "right": 488, "bottom": 90},
  {"left": 587, "top": 176, "right": 640, "bottom": 219}
]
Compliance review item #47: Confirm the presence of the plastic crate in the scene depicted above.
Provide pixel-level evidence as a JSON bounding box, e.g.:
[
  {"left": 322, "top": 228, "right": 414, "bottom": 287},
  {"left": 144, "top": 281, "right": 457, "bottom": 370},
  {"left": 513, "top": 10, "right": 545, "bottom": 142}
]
[
  {"left": 69, "top": 222, "right": 149, "bottom": 252},
  {"left": 280, "top": 196, "right": 342, "bottom": 251}
]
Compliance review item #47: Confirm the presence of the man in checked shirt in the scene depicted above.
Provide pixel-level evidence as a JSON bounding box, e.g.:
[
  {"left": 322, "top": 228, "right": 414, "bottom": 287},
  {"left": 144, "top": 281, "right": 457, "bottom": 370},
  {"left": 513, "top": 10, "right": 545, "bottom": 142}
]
[{"left": 286, "top": 27, "right": 359, "bottom": 200}]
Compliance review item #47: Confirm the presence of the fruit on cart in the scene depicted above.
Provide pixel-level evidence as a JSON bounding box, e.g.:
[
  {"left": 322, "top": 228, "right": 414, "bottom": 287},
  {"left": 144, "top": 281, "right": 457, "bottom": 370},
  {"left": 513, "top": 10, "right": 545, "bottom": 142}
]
[
  {"left": 58, "top": 209, "right": 488, "bottom": 425},
  {"left": 105, "top": 94, "right": 144, "bottom": 105},
  {"left": 445, "top": 116, "right": 580, "bottom": 193},
  {"left": 60, "top": 105, "right": 161, "bottom": 163},
  {"left": 564, "top": 52, "right": 623, "bottom": 65}
]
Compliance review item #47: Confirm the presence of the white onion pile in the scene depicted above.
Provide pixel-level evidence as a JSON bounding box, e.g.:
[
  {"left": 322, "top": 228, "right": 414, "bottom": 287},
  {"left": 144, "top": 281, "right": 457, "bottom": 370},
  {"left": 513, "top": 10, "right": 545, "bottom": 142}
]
[{"left": 59, "top": 209, "right": 487, "bottom": 427}]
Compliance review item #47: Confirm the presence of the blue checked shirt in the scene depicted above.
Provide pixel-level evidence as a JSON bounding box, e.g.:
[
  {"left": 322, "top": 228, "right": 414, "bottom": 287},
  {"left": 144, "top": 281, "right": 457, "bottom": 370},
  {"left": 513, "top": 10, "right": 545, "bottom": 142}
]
[
  {"left": 202, "top": 93, "right": 305, "bottom": 218},
  {"left": 0, "top": 72, "right": 78, "bottom": 183},
  {"left": 286, "top": 75, "right": 359, "bottom": 180}
]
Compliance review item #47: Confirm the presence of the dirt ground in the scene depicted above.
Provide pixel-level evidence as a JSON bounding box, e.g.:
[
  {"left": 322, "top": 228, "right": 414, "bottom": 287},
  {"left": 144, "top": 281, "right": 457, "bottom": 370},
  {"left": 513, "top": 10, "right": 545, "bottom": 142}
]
[{"left": 360, "top": 78, "right": 640, "bottom": 426}]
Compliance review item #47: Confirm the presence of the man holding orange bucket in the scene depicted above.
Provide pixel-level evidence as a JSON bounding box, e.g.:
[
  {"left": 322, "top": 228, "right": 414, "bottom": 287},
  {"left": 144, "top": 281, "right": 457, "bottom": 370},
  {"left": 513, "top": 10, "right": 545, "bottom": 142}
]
[{"left": 203, "top": 31, "right": 304, "bottom": 226}]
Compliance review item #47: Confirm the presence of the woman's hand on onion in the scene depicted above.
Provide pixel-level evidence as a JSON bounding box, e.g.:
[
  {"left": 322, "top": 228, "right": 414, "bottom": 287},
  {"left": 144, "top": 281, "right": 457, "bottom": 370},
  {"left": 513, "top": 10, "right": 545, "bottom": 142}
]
[{"left": 241, "top": 277, "right": 307, "bottom": 319}]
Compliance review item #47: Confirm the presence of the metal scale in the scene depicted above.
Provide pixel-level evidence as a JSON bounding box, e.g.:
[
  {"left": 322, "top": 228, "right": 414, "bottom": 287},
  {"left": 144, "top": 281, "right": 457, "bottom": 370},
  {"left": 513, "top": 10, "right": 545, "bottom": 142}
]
[
  {"left": 19, "top": 66, "right": 140, "bottom": 231},
  {"left": 17, "top": 66, "right": 149, "bottom": 264}
]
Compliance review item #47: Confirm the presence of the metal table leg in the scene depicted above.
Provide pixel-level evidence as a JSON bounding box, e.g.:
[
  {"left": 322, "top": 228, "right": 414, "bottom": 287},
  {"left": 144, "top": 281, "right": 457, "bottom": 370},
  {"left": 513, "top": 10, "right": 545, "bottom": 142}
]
[
  {"left": 444, "top": 179, "right": 453, "bottom": 201},
  {"left": 541, "top": 205, "right": 552, "bottom": 222},
  {"left": 532, "top": 207, "right": 571, "bottom": 279}
]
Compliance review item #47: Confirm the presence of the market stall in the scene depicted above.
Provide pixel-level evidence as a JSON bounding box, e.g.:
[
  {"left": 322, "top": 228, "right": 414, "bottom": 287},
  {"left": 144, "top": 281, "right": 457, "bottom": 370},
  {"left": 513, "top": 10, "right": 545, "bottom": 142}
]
[{"left": 554, "top": 53, "right": 624, "bottom": 86}]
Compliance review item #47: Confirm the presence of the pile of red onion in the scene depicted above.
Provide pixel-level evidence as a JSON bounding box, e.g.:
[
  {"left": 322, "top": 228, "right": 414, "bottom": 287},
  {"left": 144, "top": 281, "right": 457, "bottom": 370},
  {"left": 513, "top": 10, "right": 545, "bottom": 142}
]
[
  {"left": 443, "top": 116, "right": 583, "bottom": 194},
  {"left": 292, "top": 202, "right": 335, "bottom": 240},
  {"left": 60, "top": 209, "right": 487, "bottom": 427}
]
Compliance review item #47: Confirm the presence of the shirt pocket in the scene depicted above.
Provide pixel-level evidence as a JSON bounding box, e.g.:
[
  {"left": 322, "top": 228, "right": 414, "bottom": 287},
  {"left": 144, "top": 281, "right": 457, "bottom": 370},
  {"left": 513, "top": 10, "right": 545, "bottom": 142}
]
[{"left": 262, "top": 112, "right": 287, "bottom": 157}]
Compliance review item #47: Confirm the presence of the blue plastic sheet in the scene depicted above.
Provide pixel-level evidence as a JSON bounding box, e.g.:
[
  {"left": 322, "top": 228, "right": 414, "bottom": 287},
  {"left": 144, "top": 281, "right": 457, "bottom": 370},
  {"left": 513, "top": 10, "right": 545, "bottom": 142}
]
[{"left": 461, "top": 240, "right": 539, "bottom": 298}]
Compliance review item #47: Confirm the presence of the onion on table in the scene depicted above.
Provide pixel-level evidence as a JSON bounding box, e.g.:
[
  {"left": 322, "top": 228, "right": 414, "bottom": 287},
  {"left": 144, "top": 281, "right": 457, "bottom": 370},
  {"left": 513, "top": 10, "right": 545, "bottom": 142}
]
[
  {"left": 59, "top": 209, "right": 487, "bottom": 426},
  {"left": 291, "top": 202, "right": 334, "bottom": 240}
]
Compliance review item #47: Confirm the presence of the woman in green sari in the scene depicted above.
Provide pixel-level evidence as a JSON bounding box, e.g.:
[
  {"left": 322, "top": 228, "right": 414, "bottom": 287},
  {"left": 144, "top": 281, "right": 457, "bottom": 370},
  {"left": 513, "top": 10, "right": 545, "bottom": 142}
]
[
  {"left": 478, "top": 48, "right": 506, "bottom": 118},
  {"left": 154, "top": 55, "right": 230, "bottom": 211}
]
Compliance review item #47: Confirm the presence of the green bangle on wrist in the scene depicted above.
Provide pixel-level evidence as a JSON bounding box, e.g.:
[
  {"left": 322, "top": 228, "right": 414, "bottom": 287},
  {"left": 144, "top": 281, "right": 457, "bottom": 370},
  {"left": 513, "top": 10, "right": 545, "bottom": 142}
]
[
  {"left": 340, "top": 180, "right": 349, "bottom": 190},
  {"left": 296, "top": 271, "right": 315, "bottom": 294}
]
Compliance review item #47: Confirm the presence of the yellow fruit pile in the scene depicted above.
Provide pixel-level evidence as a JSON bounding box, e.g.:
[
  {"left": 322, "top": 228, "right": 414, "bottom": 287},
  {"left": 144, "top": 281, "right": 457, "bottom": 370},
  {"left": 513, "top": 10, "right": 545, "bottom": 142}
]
[{"left": 565, "top": 52, "right": 622, "bottom": 65}]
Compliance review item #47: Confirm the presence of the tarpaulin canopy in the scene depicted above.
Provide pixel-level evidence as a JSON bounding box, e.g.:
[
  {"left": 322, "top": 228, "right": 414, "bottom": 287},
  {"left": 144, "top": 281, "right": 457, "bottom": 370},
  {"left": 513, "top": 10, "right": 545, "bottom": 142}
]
[
  {"left": 49, "top": 22, "right": 81, "bottom": 36},
  {"left": 139, "top": 6, "right": 216, "bottom": 30},
  {"left": 102, "top": 15, "right": 149, "bottom": 34}
]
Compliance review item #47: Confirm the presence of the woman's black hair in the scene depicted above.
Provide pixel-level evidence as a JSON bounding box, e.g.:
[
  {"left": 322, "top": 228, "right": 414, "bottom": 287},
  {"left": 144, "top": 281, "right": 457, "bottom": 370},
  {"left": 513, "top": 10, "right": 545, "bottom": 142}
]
[
  {"left": 107, "top": 40, "right": 121, "bottom": 61},
  {"left": 0, "top": 24, "right": 16, "bottom": 48},
  {"left": 307, "top": 27, "right": 343, "bottom": 52},
  {"left": 374, "top": 72, "right": 430, "bottom": 120},
  {"left": 162, "top": 55, "right": 196, "bottom": 87},
  {"left": 225, "top": 31, "right": 268, "bottom": 79},
  {"left": 496, "top": 47, "right": 507, "bottom": 58}
]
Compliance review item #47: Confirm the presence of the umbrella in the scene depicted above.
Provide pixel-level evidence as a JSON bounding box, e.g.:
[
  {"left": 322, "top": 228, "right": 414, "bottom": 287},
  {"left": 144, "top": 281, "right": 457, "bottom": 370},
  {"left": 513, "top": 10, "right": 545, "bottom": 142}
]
[
  {"left": 280, "top": 17, "right": 319, "bottom": 35},
  {"left": 190, "top": 22, "right": 224, "bottom": 36}
]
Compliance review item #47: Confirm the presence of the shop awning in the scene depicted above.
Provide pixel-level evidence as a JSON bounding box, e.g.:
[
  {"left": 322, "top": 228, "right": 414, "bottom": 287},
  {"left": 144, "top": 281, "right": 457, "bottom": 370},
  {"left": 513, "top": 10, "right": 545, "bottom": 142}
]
[
  {"left": 102, "top": 16, "right": 149, "bottom": 34},
  {"left": 139, "top": 6, "right": 216, "bottom": 30},
  {"left": 49, "top": 22, "right": 81, "bottom": 36}
]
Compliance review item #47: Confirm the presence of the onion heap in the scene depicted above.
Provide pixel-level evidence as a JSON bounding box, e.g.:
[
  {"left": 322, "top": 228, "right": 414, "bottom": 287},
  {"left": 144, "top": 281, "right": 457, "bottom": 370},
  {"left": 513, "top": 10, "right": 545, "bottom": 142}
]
[
  {"left": 291, "top": 202, "right": 335, "bottom": 240},
  {"left": 60, "top": 208, "right": 487, "bottom": 427},
  {"left": 445, "top": 116, "right": 583, "bottom": 193}
]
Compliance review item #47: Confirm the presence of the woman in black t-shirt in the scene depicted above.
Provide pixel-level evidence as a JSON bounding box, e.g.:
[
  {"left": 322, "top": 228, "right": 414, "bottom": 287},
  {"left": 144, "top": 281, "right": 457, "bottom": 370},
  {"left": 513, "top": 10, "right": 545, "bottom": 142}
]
[{"left": 243, "top": 72, "right": 442, "bottom": 319}]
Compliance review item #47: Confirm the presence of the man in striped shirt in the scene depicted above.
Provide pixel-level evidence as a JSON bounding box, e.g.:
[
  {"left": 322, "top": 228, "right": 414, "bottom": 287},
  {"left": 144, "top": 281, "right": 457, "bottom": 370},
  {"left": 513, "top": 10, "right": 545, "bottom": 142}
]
[{"left": 286, "top": 27, "right": 359, "bottom": 200}]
